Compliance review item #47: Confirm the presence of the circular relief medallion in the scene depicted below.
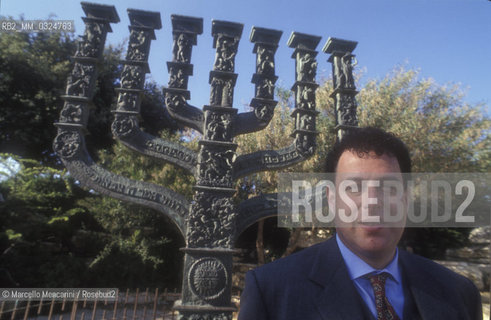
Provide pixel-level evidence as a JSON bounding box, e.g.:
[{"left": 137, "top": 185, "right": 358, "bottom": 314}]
[
  {"left": 53, "top": 131, "right": 82, "bottom": 159},
  {"left": 189, "top": 257, "right": 228, "bottom": 300},
  {"left": 111, "top": 115, "right": 137, "bottom": 138}
]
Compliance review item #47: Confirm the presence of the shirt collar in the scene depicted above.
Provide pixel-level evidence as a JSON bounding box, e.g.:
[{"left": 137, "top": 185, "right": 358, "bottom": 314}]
[{"left": 335, "top": 233, "right": 402, "bottom": 284}]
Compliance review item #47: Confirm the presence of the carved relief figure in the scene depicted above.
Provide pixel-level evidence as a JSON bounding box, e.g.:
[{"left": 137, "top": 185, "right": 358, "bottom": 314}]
[
  {"left": 299, "top": 114, "right": 314, "bottom": 131},
  {"left": 117, "top": 92, "right": 138, "bottom": 111},
  {"left": 127, "top": 29, "right": 147, "bottom": 61},
  {"left": 222, "top": 80, "right": 234, "bottom": 106},
  {"left": 295, "top": 133, "right": 314, "bottom": 156},
  {"left": 256, "top": 78, "right": 274, "bottom": 99},
  {"left": 297, "top": 53, "right": 317, "bottom": 82},
  {"left": 165, "top": 93, "right": 187, "bottom": 112},
  {"left": 341, "top": 52, "right": 356, "bottom": 89},
  {"left": 338, "top": 95, "right": 357, "bottom": 125},
  {"left": 174, "top": 33, "right": 191, "bottom": 63},
  {"left": 121, "top": 65, "right": 143, "bottom": 89},
  {"left": 60, "top": 103, "right": 83, "bottom": 123},
  {"left": 257, "top": 47, "right": 274, "bottom": 75},
  {"left": 66, "top": 63, "right": 93, "bottom": 97},
  {"left": 210, "top": 78, "right": 224, "bottom": 106},
  {"left": 335, "top": 52, "right": 357, "bottom": 89},
  {"left": 214, "top": 35, "right": 238, "bottom": 72},
  {"left": 198, "top": 147, "right": 235, "bottom": 188},
  {"left": 76, "top": 22, "right": 103, "bottom": 57},
  {"left": 297, "top": 86, "right": 315, "bottom": 110},
  {"left": 207, "top": 113, "right": 231, "bottom": 141},
  {"left": 187, "top": 192, "right": 235, "bottom": 248},
  {"left": 168, "top": 67, "right": 186, "bottom": 88},
  {"left": 254, "top": 104, "right": 274, "bottom": 122}
]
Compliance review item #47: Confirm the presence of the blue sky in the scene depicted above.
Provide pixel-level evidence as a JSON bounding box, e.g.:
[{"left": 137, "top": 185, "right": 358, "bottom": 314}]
[{"left": 2, "top": 0, "right": 490, "bottom": 114}]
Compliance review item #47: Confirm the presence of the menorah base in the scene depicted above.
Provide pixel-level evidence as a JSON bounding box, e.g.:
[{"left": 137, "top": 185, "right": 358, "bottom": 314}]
[{"left": 174, "top": 301, "right": 236, "bottom": 320}]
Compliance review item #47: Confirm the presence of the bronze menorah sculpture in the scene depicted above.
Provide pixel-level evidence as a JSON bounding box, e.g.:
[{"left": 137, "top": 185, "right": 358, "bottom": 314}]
[{"left": 53, "top": 2, "right": 358, "bottom": 319}]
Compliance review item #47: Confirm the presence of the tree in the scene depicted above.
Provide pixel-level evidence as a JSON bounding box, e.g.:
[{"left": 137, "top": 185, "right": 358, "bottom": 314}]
[
  {"left": 234, "top": 67, "right": 490, "bottom": 261},
  {"left": 0, "top": 154, "right": 99, "bottom": 287},
  {"left": 0, "top": 28, "right": 184, "bottom": 288}
]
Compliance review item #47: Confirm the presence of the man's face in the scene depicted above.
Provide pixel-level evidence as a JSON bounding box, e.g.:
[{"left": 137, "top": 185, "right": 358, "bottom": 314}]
[{"left": 332, "top": 150, "right": 406, "bottom": 266}]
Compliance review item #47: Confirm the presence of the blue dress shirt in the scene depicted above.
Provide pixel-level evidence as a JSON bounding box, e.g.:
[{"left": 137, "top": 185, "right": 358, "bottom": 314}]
[{"left": 336, "top": 234, "right": 405, "bottom": 319}]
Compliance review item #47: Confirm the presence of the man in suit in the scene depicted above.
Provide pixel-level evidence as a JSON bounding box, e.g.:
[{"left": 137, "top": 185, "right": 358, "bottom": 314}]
[{"left": 238, "top": 127, "right": 482, "bottom": 320}]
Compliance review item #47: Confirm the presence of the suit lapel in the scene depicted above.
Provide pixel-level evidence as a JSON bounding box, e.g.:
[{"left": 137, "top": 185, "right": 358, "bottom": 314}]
[
  {"left": 400, "top": 251, "right": 460, "bottom": 320},
  {"left": 309, "top": 238, "right": 371, "bottom": 320}
]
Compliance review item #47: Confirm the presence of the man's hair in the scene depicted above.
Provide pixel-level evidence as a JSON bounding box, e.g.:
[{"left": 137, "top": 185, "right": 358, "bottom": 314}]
[{"left": 324, "top": 127, "right": 411, "bottom": 173}]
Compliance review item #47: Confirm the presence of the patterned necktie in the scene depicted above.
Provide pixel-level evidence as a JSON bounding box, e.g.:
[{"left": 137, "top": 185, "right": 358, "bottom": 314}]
[{"left": 368, "top": 272, "right": 400, "bottom": 320}]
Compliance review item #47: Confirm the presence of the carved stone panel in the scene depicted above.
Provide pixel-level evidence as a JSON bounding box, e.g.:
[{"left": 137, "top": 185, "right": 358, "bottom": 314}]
[
  {"left": 333, "top": 53, "right": 357, "bottom": 90},
  {"left": 66, "top": 62, "right": 96, "bottom": 97},
  {"left": 111, "top": 114, "right": 138, "bottom": 138},
  {"left": 295, "top": 132, "right": 315, "bottom": 157},
  {"left": 205, "top": 112, "right": 232, "bottom": 141},
  {"left": 296, "top": 85, "right": 315, "bottom": 110},
  {"left": 117, "top": 91, "right": 140, "bottom": 112},
  {"left": 256, "top": 47, "right": 275, "bottom": 76},
  {"left": 60, "top": 103, "right": 86, "bottom": 124},
  {"left": 210, "top": 78, "right": 234, "bottom": 107},
  {"left": 180, "top": 313, "right": 232, "bottom": 320},
  {"left": 173, "top": 33, "right": 193, "bottom": 63},
  {"left": 126, "top": 29, "right": 150, "bottom": 61},
  {"left": 298, "top": 113, "right": 315, "bottom": 131},
  {"left": 189, "top": 257, "right": 228, "bottom": 300},
  {"left": 120, "top": 65, "right": 145, "bottom": 89},
  {"left": 255, "top": 78, "right": 274, "bottom": 99},
  {"left": 75, "top": 21, "right": 105, "bottom": 58},
  {"left": 296, "top": 53, "right": 317, "bottom": 83},
  {"left": 169, "top": 67, "right": 188, "bottom": 89},
  {"left": 336, "top": 93, "right": 358, "bottom": 126},
  {"left": 186, "top": 192, "right": 236, "bottom": 248},
  {"left": 254, "top": 104, "right": 275, "bottom": 122},
  {"left": 197, "top": 147, "right": 235, "bottom": 189},
  {"left": 213, "top": 35, "right": 238, "bottom": 72},
  {"left": 53, "top": 130, "right": 82, "bottom": 159}
]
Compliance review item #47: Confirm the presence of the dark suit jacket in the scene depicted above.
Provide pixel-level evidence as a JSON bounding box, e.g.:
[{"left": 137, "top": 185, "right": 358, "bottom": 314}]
[{"left": 238, "top": 237, "right": 482, "bottom": 320}]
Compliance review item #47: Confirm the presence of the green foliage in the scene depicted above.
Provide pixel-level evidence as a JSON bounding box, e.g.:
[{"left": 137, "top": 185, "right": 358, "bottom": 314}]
[
  {"left": 0, "top": 31, "right": 75, "bottom": 165},
  {"left": 356, "top": 67, "right": 490, "bottom": 173},
  {"left": 0, "top": 28, "right": 187, "bottom": 288},
  {"left": 0, "top": 154, "right": 97, "bottom": 286}
]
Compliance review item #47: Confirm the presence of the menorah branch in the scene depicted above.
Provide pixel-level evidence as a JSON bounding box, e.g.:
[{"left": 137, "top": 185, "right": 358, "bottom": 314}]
[
  {"left": 323, "top": 37, "right": 359, "bottom": 141},
  {"left": 64, "top": 151, "right": 189, "bottom": 235},
  {"left": 111, "top": 10, "right": 198, "bottom": 174},
  {"left": 235, "top": 193, "right": 278, "bottom": 240},
  {"left": 232, "top": 32, "right": 321, "bottom": 179},
  {"left": 163, "top": 15, "right": 205, "bottom": 133},
  {"left": 53, "top": 3, "right": 189, "bottom": 238},
  {"left": 233, "top": 27, "right": 282, "bottom": 136}
]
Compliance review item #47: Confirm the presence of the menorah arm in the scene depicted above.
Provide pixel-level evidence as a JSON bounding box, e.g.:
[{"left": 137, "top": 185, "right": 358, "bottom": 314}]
[
  {"left": 112, "top": 112, "right": 198, "bottom": 174},
  {"left": 233, "top": 111, "right": 266, "bottom": 135},
  {"left": 233, "top": 142, "right": 309, "bottom": 179},
  {"left": 163, "top": 89, "right": 204, "bottom": 134},
  {"left": 235, "top": 193, "right": 278, "bottom": 240},
  {"left": 53, "top": 134, "right": 189, "bottom": 236},
  {"left": 232, "top": 99, "right": 276, "bottom": 136}
]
